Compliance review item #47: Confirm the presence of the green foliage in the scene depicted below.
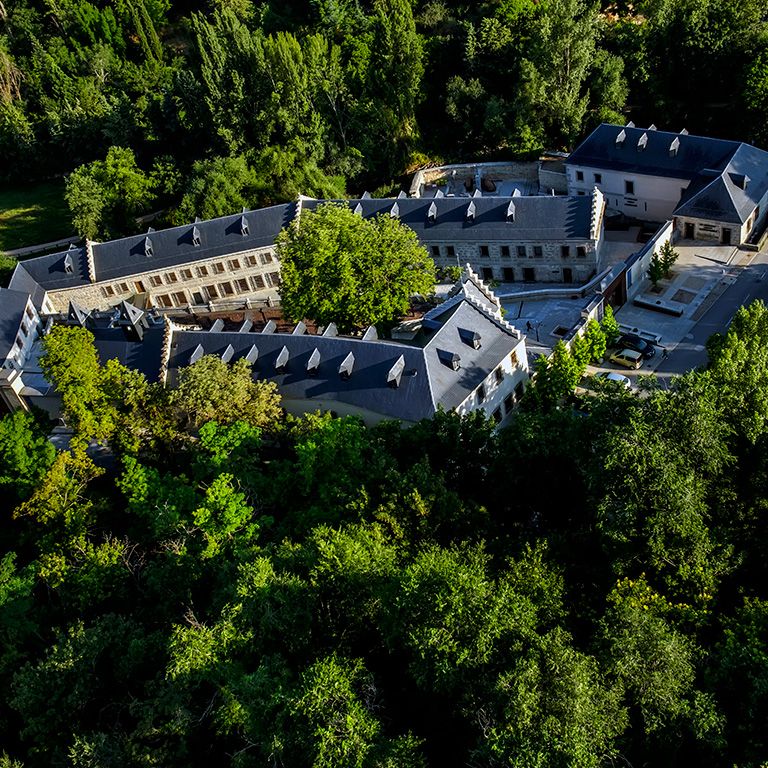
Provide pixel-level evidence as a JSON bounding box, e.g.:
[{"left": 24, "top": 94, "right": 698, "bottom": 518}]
[
  {"left": 659, "top": 240, "right": 680, "bottom": 277},
  {"left": 525, "top": 340, "right": 582, "bottom": 411},
  {"left": 277, "top": 202, "right": 435, "bottom": 331},
  {"left": 600, "top": 304, "right": 620, "bottom": 347},
  {"left": 0, "top": 410, "right": 56, "bottom": 501},
  {"left": 172, "top": 354, "right": 282, "bottom": 429}
]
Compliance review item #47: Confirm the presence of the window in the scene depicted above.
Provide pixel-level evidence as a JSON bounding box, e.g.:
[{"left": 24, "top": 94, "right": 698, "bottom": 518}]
[
  {"left": 102, "top": 286, "right": 115, "bottom": 297},
  {"left": 480, "top": 245, "right": 489, "bottom": 258},
  {"left": 594, "top": 173, "right": 602, "bottom": 184},
  {"left": 15, "top": 335, "right": 23, "bottom": 350},
  {"left": 517, "top": 245, "right": 527, "bottom": 258},
  {"left": 501, "top": 245, "right": 510, "bottom": 258},
  {"left": 533, "top": 246, "right": 543, "bottom": 258},
  {"left": 510, "top": 350, "right": 518, "bottom": 366},
  {"left": 577, "top": 191, "right": 585, "bottom": 196},
  {"left": 446, "top": 245, "right": 455, "bottom": 257},
  {"left": 149, "top": 275, "right": 163, "bottom": 287},
  {"left": 576, "top": 246, "right": 586, "bottom": 258},
  {"left": 576, "top": 170, "right": 584, "bottom": 181},
  {"left": 235, "top": 278, "right": 250, "bottom": 293},
  {"left": 477, "top": 383, "right": 486, "bottom": 403},
  {"left": 260, "top": 252, "right": 273, "bottom": 265},
  {"left": 219, "top": 281, "right": 234, "bottom": 296},
  {"left": 561, "top": 245, "right": 570, "bottom": 258},
  {"left": 228, "top": 258, "right": 241, "bottom": 271},
  {"left": 156, "top": 294, "right": 173, "bottom": 308},
  {"left": 481, "top": 267, "right": 494, "bottom": 281},
  {"left": 192, "top": 291, "right": 204, "bottom": 305},
  {"left": 166, "top": 272, "right": 178, "bottom": 283},
  {"left": 181, "top": 269, "right": 193, "bottom": 280},
  {"left": 118, "top": 282, "right": 129, "bottom": 293},
  {"left": 503, "top": 267, "right": 515, "bottom": 282},
  {"left": 625, "top": 180, "right": 635, "bottom": 195},
  {"left": 495, "top": 367, "right": 504, "bottom": 383},
  {"left": 247, "top": 254, "right": 259, "bottom": 266},
  {"left": 172, "top": 292, "right": 188, "bottom": 306},
  {"left": 492, "top": 407, "right": 502, "bottom": 424},
  {"left": 204, "top": 284, "right": 219, "bottom": 300},
  {"left": 431, "top": 246, "right": 440, "bottom": 257},
  {"left": 523, "top": 267, "right": 535, "bottom": 281},
  {"left": 212, "top": 262, "right": 225, "bottom": 274},
  {"left": 514, "top": 382, "right": 525, "bottom": 400},
  {"left": 135, "top": 280, "right": 147, "bottom": 293},
  {"left": 268, "top": 271, "right": 280, "bottom": 286},
  {"left": 504, "top": 393, "right": 514, "bottom": 413},
  {"left": 251, "top": 274, "right": 266, "bottom": 290},
  {"left": 25, "top": 307, "right": 35, "bottom": 321},
  {"left": 196, "top": 266, "right": 209, "bottom": 278}
]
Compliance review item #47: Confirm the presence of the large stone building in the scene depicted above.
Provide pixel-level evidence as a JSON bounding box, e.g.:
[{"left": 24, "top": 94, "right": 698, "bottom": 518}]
[
  {"left": 8, "top": 189, "right": 605, "bottom": 318},
  {"left": 566, "top": 122, "right": 768, "bottom": 246},
  {"left": 0, "top": 268, "right": 529, "bottom": 427}
]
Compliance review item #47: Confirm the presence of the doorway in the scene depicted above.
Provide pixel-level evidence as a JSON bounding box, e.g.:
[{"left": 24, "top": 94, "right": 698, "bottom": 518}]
[
  {"left": 721, "top": 228, "right": 732, "bottom": 245},
  {"left": 523, "top": 267, "right": 535, "bottom": 282},
  {"left": 562, "top": 268, "right": 573, "bottom": 284},
  {"left": 503, "top": 267, "right": 515, "bottom": 282},
  {"left": 684, "top": 222, "right": 695, "bottom": 239}
]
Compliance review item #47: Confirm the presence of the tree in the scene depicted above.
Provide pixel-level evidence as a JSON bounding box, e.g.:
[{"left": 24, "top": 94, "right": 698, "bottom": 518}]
[
  {"left": 525, "top": 341, "right": 582, "bottom": 411},
  {"left": 0, "top": 410, "right": 56, "bottom": 501},
  {"left": 172, "top": 354, "right": 282, "bottom": 429},
  {"left": 583, "top": 318, "right": 607, "bottom": 363},
  {"left": 600, "top": 304, "right": 620, "bottom": 348},
  {"left": 659, "top": 240, "right": 679, "bottom": 277},
  {"left": 277, "top": 202, "right": 435, "bottom": 331},
  {"left": 647, "top": 251, "right": 666, "bottom": 289}
]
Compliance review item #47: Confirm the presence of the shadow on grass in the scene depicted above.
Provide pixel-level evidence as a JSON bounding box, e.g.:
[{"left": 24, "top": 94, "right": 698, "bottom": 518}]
[{"left": 0, "top": 180, "right": 73, "bottom": 252}]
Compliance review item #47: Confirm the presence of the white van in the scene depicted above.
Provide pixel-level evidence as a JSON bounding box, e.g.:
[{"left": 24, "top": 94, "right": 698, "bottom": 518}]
[{"left": 609, "top": 348, "right": 643, "bottom": 370}]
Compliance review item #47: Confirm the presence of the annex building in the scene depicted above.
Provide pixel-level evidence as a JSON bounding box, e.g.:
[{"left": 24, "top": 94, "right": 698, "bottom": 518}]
[{"left": 567, "top": 123, "right": 768, "bottom": 247}]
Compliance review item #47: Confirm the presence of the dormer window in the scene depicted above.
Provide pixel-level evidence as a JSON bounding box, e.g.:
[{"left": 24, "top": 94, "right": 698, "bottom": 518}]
[
  {"left": 428, "top": 201, "right": 437, "bottom": 222},
  {"left": 387, "top": 355, "right": 405, "bottom": 388},
  {"left": 221, "top": 344, "right": 234, "bottom": 363},
  {"left": 669, "top": 137, "right": 680, "bottom": 157},
  {"left": 64, "top": 253, "right": 74, "bottom": 274},
  {"left": 240, "top": 215, "right": 249, "bottom": 236},
  {"left": 354, "top": 203, "right": 363, "bottom": 216},
  {"left": 275, "top": 346, "right": 289, "bottom": 372},
  {"left": 339, "top": 352, "right": 355, "bottom": 380},
  {"left": 458, "top": 327, "right": 481, "bottom": 349},
  {"left": 192, "top": 226, "right": 201, "bottom": 246},
  {"left": 307, "top": 348, "right": 321, "bottom": 375},
  {"left": 637, "top": 132, "right": 648, "bottom": 151},
  {"left": 144, "top": 236, "right": 153, "bottom": 258},
  {"left": 390, "top": 202, "right": 400, "bottom": 219},
  {"left": 507, "top": 200, "right": 515, "bottom": 222},
  {"left": 466, "top": 201, "right": 476, "bottom": 221},
  {"left": 616, "top": 129, "right": 626, "bottom": 147},
  {"left": 437, "top": 348, "right": 461, "bottom": 371}
]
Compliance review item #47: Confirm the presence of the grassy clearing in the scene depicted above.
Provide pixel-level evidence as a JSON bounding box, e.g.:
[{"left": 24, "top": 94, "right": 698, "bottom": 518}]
[{"left": 0, "top": 180, "right": 72, "bottom": 253}]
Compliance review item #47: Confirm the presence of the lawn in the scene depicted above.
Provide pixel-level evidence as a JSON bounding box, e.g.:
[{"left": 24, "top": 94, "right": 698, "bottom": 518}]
[{"left": 0, "top": 180, "right": 73, "bottom": 253}]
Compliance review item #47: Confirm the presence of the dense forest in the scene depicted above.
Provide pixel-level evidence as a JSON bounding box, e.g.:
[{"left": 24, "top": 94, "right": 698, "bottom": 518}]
[
  {"left": 3, "top": 287, "right": 768, "bottom": 765},
  {"left": 1, "top": 0, "right": 767, "bottom": 238}
]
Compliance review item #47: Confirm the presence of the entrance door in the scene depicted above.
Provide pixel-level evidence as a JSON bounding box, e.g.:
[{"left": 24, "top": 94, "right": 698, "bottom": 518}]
[
  {"left": 721, "top": 228, "right": 732, "bottom": 245},
  {"left": 523, "top": 267, "right": 535, "bottom": 282},
  {"left": 562, "top": 267, "right": 573, "bottom": 284},
  {"left": 684, "top": 222, "right": 695, "bottom": 239}
]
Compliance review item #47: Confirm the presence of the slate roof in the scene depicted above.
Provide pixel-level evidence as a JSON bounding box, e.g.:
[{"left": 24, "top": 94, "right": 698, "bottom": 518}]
[
  {"left": 300, "top": 195, "right": 594, "bottom": 241},
  {"left": 0, "top": 288, "right": 29, "bottom": 360},
  {"left": 91, "top": 326, "right": 165, "bottom": 383},
  {"left": 10, "top": 204, "right": 295, "bottom": 294},
  {"left": 567, "top": 123, "right": 768, "bottom": 225},
  {"left": 165, "top": 289, "right": 523, "bottom": 422}
]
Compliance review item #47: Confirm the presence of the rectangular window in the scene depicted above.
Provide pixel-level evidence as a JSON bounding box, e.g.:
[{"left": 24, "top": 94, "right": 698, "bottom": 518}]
[
  {"left": 501, "top": 245, "right": 510, "bottom": 258},
  {"left": 149, "top": 275, "right": 163, "bottom": 287},
  {"left": 212, "top": 263, "right": 225, "bottom": 274},
  {"left": 561, "top": 245, "right": 570, "bottom": 258},
  {"left": 268, "top": 271, "right": 281, "bottom": 287},
  {"left": 514, "top": 382, "right": 525, "bottom": 400},
  {"left": 228, "top": 259, "right": 241, "bottom": 271},
  {"left": 15, "top": 336, "right": 23, "bottom": 350},
  {"left": 480, "top": 245, "right": 489, "bottom": 258},
  {"left": 431, "top": 245, "right": 440, "bottom": 257},
  {"left": 625, "top": 180, "right": 635, "bottom": 195},
  {"left": 260, "top": 252, "right": 273, "bottom": 265},
  {"left": 25, "top": 307, "right": 34, "bottom": 321},
  {"left": 533, "top": 246, "right": 543, "bottom": 258},
  {"left": 446, "top": 245, "right": 455, "bottom": 257},
  {"left": 196, "top": 266, "right": 209, "bottom": 278},
  {"left": 135, "top": 280, "right": 147, "bottom": 293},
  {"left": 166, "top": 272, "right": 178, "bottom": 283},
  {"left": 477, "top": 383, "right": 486, "bottom": 403},
  {"left": 504, "top": 393, "right": 514, "bottom": 413},
  {"left": 510, "top": 350, "right": 518, "bottom": 366},
  {"left": 118, "top": 282, "right": 129, "bottom": 293},
  {"left": 481, "top": 267, "right": 494, "bottom": 281},
  {"left": 236, "top": 278, "right": 250, "bottom": 293},
  {"left": 523, "top": 267, "right": 535, "bottom": 281},
  {"left": 219, "top": 281, "right": 234, "bottom": 296},
  {"left": 156, "top": 294, "right": 173, "bottom": 308},
  {"left": 102, "top": 285, "right": 115, "bottom": 297},
  {"left": 181, "top": 269, "right": 193, "bottom": 280},
  {"left": 495, "top": 367, "right": 504, "bottom": 383},
  {"left": 247, "top": 254, "right": 259, "bottom": 266},
  {"left": 503, "top": 267, "right": 515, "bottom": 282},
  {"left": 172, "top": 291, "right": 188, "bottom": 306},
  {"left": 204, "top": 284, "right": 219, "bottom": 300},
  {"left": 576, "top": 170, "right": 584, "bottom": 181},
  {"left": 594, "top": 173, "right": 602, "bottom": 184},
  {"left": 577, "top": 246, "right": 586, "bottom": 258},
  {"left": 492, "top": 407, "right": 502, "bottom": 424},
  {"left": 251, "top": 274, "right": 265, "bottom": 290},
  {"left": 192, "top": 291, "right": 204, "bottom": 305},
  {"left": 517, "top": 245, "right": 527, "bottom": 258}
]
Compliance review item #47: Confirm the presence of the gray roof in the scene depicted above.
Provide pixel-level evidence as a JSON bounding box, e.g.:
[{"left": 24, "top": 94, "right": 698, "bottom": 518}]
[
  {"left": 166, "top": 293, "right": 522, "bottom": 422},
  {"left": 91, "top": 326, "right": 165, "bottom": 383},
  {"left": 568, "top": 123, "right": 768, "bottom": 225},
  {"left": 0, "top": 288, "right": 29, "bottom": 360},
  {"left": 10, "top": 204, "right": 295, "bottom": 294},
  {"left": 300, "top": 195, "right": 594, "bottom": 241},
  {"left": 566, "top": 123, "right": 740, "bottom": 181}
]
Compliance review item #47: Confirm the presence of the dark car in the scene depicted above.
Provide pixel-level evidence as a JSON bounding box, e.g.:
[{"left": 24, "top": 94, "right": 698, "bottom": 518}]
[{"left": 618, "top": 333, "right": 656, "bottom": 359}]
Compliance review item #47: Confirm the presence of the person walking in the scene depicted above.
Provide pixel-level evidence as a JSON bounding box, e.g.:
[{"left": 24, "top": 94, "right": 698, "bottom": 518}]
[{"left": 661, "top": 347, "right": 669, "bottom": 361}]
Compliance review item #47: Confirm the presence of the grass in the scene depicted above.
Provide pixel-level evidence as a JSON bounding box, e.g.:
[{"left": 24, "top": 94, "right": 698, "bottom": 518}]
[{"left": 0, "top": 180, "right": 73, "bottom": 253}]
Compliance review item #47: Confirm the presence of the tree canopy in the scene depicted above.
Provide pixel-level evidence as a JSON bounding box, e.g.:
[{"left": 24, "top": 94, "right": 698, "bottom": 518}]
[{"left": 277, "top": 202, "right": 436, "bottom": 331}]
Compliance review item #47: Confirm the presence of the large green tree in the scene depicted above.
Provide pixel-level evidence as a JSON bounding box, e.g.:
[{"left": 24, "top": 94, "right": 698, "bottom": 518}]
[{"left": 277, "top": 202, "right": 435, "bottom": 331}]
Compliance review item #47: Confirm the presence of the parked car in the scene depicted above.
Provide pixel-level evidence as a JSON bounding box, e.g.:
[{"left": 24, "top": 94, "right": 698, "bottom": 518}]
[
  {"left": 610, "top": 349, "right": 644, "bottom": 370},
  {"left": 618, "top": 333, "right": 656, "bottom": 359},
  {"left": 595, "top": 371, "right": 632, "bottom": 389}
]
